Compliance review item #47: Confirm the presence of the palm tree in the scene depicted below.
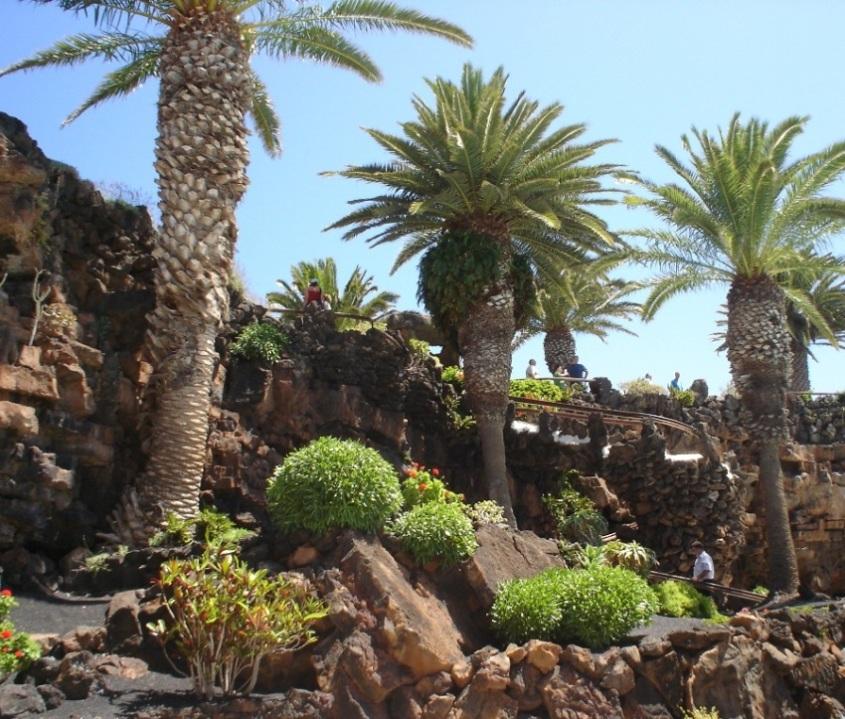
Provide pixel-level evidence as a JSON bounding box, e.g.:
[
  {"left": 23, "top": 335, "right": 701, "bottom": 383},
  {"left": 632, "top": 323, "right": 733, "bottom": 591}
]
[
  {"left": 629, "top": 114, "right": 845, "bottom": 595},
  {"left": 327, "top": 65, "right": 619, "bottom": 526},
  {"left": 516, "top": 270, "right": 640, "bottom": 374},
  {"left": 2, "top": 0, "right": 471, "bottom": 543},
  {"left": 267, "top": 257, "right": 398, "bottom": 328},
  {"left": 785, "top": 263, "right": 845, "bottom": 391}
]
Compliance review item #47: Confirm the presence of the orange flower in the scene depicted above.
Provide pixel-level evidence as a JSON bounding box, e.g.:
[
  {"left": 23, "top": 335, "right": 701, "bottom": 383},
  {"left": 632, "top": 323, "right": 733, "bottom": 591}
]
[
  {"left": 431, "top": 468, "right": 440, "bottom": 477},
  {"left": 408, "top": 469, "right": 418, "bottom": 478},
  {"left": 0, "top": 629, "right": 11, "bottom": 639},
  {"left": 14, "top": 650, "right": 23, "bottom": 658},
  {"left": 418, "top": 483, "right": 428, "bottom": 491},
  {"left": 0, "top": 589, "right": 11, "bottom": 597}
]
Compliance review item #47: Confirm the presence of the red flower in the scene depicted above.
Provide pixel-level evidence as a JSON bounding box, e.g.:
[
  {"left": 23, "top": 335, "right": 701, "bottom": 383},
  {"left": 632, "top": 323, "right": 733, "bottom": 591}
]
[
  {"left": 0, "top": 589, "right": 11, "bottom": 597},
  {"left": 0, "top": 629, "right": 12, "bottom": 640},
  {"left": 407, "top": 469, "right": 418, "bottom": 478},
  {"left": 418, "top": 483, "right": 428, "bottom": 491},
  {"left": 14, "top": 650, "right": 23, "bottom": 658},
  {"left": 431, "top": 468, "right": 440, "bottom": 477}
]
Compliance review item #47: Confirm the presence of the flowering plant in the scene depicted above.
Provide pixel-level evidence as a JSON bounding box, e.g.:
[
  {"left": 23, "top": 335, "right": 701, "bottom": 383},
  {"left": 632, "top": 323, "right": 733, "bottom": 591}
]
[
  {"left": 401, "top": 463, "right": 463, "bottom": 509},
  {"left": 0, "top": 588, "right": 15, "bottom": 623},
  {"left": 0, "top": 623, "right": 41, "bottom": 674}
]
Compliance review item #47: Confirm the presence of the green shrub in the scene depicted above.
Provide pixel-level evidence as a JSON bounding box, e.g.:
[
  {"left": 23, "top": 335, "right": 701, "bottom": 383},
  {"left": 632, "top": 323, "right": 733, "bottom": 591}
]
[
  {"left": 389, "top": 501, "right": 477, "bottom": 566},
  {"left": 445, "top": 394, "right": 475, "bottom": 430},
  {"left": 230, "top": 322, "right": 288, "bottom": 363},
  {"left": 601, "top": 540, "right": 657, "bottom": 577},
  {"left": 752, "top": 585, "right": 768, "bottom": 597},
  {"left": 654, "top": 580, "right": 722, "bottom": 620},
  {"left": 408, "top": 338, "right": 432, "bottom": 361},
  {"left": 441, "top": 365, "right": 464, "bottom": 391},
  {"left": 681, "top": 708, "right": 721, "bottom": 719},
  {"left": 620, "top": 378, "right": 668, "bottom": 396},
  {"left": 509, "top": 378, "right": 570, "bottom": 403},
  {"left": 0, "top": 589, "right": 41, "bottom": 674},
  {"left": 490, "top": 568, "right": 567, "bottom": 644},
  {"left": 491, "top": 565, "right": 658, "bottom": 649},
  {"left": 670, "top": 388, "right": 696, "bottom": 407},
  {"left": 267, "top": 437, "right": 402, "bottom": 533},
  {"left": 544, "top": 482, "right": 607, "bottom": 545},
  {"left": 464, "top": 500, "right": 509, "bottom": 528},
  {"left": 149, "top": 550, "right": 326, "bottom": 699},
  {"left": 400, "top": 464, "right": 461, "bottom": 509},
  {"left": 555, "top": 565, "right": 658, "bottom": 648}
]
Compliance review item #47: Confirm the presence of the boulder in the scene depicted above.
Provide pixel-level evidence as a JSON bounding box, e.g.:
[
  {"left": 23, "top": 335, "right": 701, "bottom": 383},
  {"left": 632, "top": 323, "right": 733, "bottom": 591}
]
[
  {"left": 449, "top": 678, "right": 519, "bottom": 719},
  {"left": 0, "top": 400, "right": 38, "bottom": 437},
  {"left": 340, "top": 534, "right": 466, "bottom": 679},
  {"left": 540, "top": 665, "right": 623, "bottom": 719},
  {"left": 0, "top": 684, "right": 46, "bottom": 718},
  {"left": 54, "top": 651, "right": 98, "bottom": 700},
  {"left": 0, "top": 364, "right": 58, "bottom": 400},
  {"left": 105, "top": 590, "right": 142, "bottom": 653},
  {"left": 462, "top": 525, "right": 564, "bottom": 609}
]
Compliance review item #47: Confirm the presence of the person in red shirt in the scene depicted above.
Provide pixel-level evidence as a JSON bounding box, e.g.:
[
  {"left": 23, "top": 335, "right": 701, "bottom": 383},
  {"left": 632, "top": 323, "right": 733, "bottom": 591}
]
[{"left": 304, "top": 278, "right": 324, "bottom": 309}]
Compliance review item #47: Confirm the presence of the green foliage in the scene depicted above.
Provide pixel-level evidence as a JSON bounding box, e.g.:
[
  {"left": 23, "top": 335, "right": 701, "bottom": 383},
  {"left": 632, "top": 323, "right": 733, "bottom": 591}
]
[
  {"left": 489, "top": 568, "right": 567, "bottom": 644},
  {"left": 566, "top": 540, "right": 656, "bottom": 577},
  {"left": 464, "top": 500, "right": 509, "bottom": 528},
  {"left": 441, "top": 365, "right": 464, "bottom": 391},
  {"left": 543, "top": 481, "right": 608, "bottom": 545},
  {"left": 670, "top": 388, "right": 696, "bottom": 407},
  {"left": 511, "top": 252, "right": 538, "bottom": 330},
  {"left": 84, "top": 553, "right": 110, "bottom": 574},
  {"left": 389, "top": 501, "right": 478, "bottom": 567},
  {"left": 681, "top": 708, "right": 721, "bottom": 719},
  {"left": 620, "top": 378, "right": 668, "bottom": 396},
  {"left": 491, "top": 566, "right": 658, "bottom": 648},
  {"left": 444, "top": 394, "right": 476, "bottom": 430},
  {"left": 408, "top": 338, "right": 432, "bottom": 361},
  {"left": 510, "top": 379, "right": 572, "bottom": 403},
  {"left": 267, "top": 437, "right": 402, "bottom": 534},
  {"left": 149, "top": 508, "right": 254, "bottom": 551},
  {"left": 0, "top": 589, "right": 41, "bottom": 674},
  {"left": 230, "top": 322, "right": 288, "bottom": 363},
  {"left": 654, "top": 580, "right": 722, "bottom": 620},
  {"left": 149, "top": 550, "right": 326, "bottom": 699},
  {"left": 400, "top": 463, "right": 461, "bottom": 509},
  {"left": 752, "top": 585, "right": 768, "bottom": 596}
]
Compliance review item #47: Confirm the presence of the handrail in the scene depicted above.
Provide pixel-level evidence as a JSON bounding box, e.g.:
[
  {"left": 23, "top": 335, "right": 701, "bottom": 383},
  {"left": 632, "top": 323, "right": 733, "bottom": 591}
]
[
  {"left": 510, "top": 395, "right": 699, "bottom": 437},
  {"left": 649, "top": 569, "right": 763, "bottom": 604}
]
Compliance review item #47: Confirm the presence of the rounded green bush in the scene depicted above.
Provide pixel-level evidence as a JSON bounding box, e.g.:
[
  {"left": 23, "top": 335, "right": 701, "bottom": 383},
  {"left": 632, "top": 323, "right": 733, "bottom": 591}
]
[
  {"left": 509, "top": 378, "right": 566, "bottom": 402},
  {"left": 390, "top": 501, "right": 478, "bottom": 566},
  {"left": 266, "top": 437, "right": 402, "bottom": 533},
  {"left": 490, "top": 565, "right": 658, "bottom": 649},
  {"left": 490, "top": 568, "right": 568, "bottom": 644},
  {"left": 654, "top": 580, "right": 721, "bottom": 620}
]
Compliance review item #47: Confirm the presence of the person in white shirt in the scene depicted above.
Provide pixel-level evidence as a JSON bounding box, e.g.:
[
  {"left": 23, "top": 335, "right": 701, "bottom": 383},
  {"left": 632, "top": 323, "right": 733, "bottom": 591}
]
[
  {"left": 691, "top": 540, "right": 715, "bottom": 582},
  {"left": 525, "top": 359, "right": 540, "bottom": 379}
]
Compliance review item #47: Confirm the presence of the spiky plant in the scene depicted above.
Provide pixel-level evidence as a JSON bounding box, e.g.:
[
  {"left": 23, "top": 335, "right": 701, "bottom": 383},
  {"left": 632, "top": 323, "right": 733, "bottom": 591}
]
[
  {"left": 327, "top": 64, "right": 619, "bottom": 525},
  {"left": 515, "top": 269, "right": 641, "bottom": 373},
  {"left": 2, "top": 0, "right": 470, "bottom": 544},
  {"left": 629, "top": 114, "right": 845, "bottom": 594},
  {"left": 267, "top": 257, "right": 398, "bottom": 328}
]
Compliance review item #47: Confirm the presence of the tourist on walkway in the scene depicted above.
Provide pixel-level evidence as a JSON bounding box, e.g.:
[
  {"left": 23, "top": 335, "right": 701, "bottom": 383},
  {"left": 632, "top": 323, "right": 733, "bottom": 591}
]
[
  {"left": 691, "top": 540, "right": 715, "bottom": 583},
  {"left": 525, "top": 358, "right": 540, "bottom": 379},
  {"left": 304, "top": 278, "right": 325, "bottom": 309},
  {"left": 669, "top": 371, "right": 682, "bottom": 392},
  {"left": 564, "top": 356, "right": 588, "bottom": 380}
]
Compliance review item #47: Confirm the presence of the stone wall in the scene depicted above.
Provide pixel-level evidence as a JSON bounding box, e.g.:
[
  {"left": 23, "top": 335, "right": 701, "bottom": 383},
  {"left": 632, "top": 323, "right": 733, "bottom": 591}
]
[{"left": 0, "top": 113, "right": 155, "bottom": 562}]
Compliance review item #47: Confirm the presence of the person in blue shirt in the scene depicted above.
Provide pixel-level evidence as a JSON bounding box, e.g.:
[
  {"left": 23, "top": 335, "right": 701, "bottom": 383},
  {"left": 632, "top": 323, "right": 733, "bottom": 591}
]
[
  {"left": 564, "top": 356, "right": 588, "bottom": 380},
  {"left": 669, "top": 371, "right": 682, "bottom": 392}
]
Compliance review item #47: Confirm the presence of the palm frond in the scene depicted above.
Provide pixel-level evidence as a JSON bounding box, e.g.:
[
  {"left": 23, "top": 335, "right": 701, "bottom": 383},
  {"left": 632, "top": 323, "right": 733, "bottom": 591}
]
[{"left": 248, "top": 69, "right": 282, "bottom": 156}]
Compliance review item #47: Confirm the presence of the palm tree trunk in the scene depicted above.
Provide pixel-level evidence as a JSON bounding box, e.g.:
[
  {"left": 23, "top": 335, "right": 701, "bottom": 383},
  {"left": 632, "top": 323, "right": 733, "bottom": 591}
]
[
  {"left": 789, "top": 336, "right": 811, "bottom": 392},
  {"left": 726, "top": 276, "right": 798, "bottom": 594},
  {"left": 459, "top": 250, "right": 517, "bottom": 528},
  {"left": 113, "top": 12, "right": 251, "bottom": 544},
  {"left": 543, "top": 327, "right": 576, "bottom": 374}
]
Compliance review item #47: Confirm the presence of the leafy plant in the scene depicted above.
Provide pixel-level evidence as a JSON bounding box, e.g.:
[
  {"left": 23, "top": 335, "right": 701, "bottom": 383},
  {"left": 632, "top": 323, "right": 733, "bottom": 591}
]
[
  {"left": 464, "top": 500, "right": 509, "bottom": 528},
  {"left": 600, "top": 540, "right": 657, "bottom": 577},
  {"left": 400, "top": 463, "right": 461, "bottom": 509},
  {"left": 654, "top": 580, "right": 723, "bottom": 620},
  {"left": 752, "top": 585, "right": 768, "bottom": 597},
  {"left": 491, "top": 565, "right": 658, "bottom": 648},
  {"left": 670, "top": 388, "right": 697, "bottom": 407},
  {"left": 84, "top": 553, "right": 110, "bottom": 574},
  {"left": 230, "top": 322, "right": 288, "bottom": 363},
  {"left": 509, "top": 378, "right": 571, "bottom": 403},
  {"left": 620, "top": 377, "right": 668, "bottom": 396},
  {"left": 544, "top": 481, "right": 607, "bottom": 545},
  {"left": 444, "top": 394, "right": 476, "bottom": 430},
  {"left": 267, "top": 437, "right": 402, "bottom": 534},
  {"left": 408, "top": 338, "right": 432, "bottom": 362},
  {"left": 681, "top": 708, "right": 721, "bottom": 719},
  {"left": 149, "top": 551, "right": 326, "bottom": 699},
  {"left": 389, "top": 501, "right": 478, "bottom": 567},
  {"left": 441, "top": 365, "right": 464, "bottom": 391},
  {"left": 490, "top": 568, "right": 567, "bottom": 644},
  {"left": 149, "top": 508, "right": 254, "bottom": 550},
  {"left": 0, "top": 588, "right": 15, "bottom": 622}
]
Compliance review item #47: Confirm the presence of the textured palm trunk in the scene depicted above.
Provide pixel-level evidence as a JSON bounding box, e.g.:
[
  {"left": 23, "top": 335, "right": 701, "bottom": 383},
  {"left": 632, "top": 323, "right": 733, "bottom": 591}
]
[
  {"left": 726, "top": 276, "right": 798, "bottom": 594},
  {"left": 789, "top": 336, "right": 811, "bottom": 392},
  {"left": 113, "top": 11, "right": 250, "bottom": 544},
  {"left": 543, "top": 327, "right": 576, "bottom": 374},
  {"left": 459, "top": 244, "right": 517, "bottom": 528}
]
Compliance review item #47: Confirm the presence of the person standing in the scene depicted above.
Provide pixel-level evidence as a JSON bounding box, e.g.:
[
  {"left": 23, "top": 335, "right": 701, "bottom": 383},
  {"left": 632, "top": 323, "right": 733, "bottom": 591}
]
[
  {"left": 564, "top": 355, "right": 588, "bottom": 379},
  {"left": 525, "top": 358, "right": 540, "bottom": 379},
  {"left": 669, "top": 371, "right": 682, "bottom": 392},
  {"left": 304, "top": 278, "right": 324, "bottom": 309}
]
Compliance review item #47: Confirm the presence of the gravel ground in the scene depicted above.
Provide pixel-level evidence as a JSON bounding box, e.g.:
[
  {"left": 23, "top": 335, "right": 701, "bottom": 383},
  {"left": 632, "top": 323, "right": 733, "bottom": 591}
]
[
  {"left": 9, "top": 593, "right": 110, "bottom": 636},
  {"left": 627, "top": 614, "right": 711, "bottom": 643}
]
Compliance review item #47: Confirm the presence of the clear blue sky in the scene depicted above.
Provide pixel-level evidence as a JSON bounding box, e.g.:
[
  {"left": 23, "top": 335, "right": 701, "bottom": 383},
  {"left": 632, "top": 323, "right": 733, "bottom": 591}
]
[{"left": 2, "top": 1, "right": 843, "bottom": 392}]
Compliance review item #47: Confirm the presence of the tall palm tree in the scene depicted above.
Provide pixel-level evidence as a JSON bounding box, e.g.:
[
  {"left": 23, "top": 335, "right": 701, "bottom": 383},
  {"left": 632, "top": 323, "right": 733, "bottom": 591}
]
[
  {"left": 2, "top": 0, "right": 471, "bottom": 543},
  {"left": 516, "top": 270, "right": 641, "bottom": 373},
  {"left": 785, "top": 263, "right": 845, "bottom": 391},
  {"left": 629, "top": 114, "right": 845, "bottom": 595},
  {"left": 267, "top": 257, "right": 398, "bottom": 328},
  {"left": 327, "top": 65, "right": 619, "bottom": 525}
]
